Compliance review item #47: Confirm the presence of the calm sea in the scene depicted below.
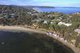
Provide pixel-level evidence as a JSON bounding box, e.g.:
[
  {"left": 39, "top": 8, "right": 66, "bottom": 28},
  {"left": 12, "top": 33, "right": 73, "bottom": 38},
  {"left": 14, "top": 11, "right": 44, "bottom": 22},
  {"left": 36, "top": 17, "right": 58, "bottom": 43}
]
[
  {"left": 34, "top": 7, "right": 80, "bottom": 14},
  {"left": 0, "top": 31, "right": 74, "bottom": 53}
]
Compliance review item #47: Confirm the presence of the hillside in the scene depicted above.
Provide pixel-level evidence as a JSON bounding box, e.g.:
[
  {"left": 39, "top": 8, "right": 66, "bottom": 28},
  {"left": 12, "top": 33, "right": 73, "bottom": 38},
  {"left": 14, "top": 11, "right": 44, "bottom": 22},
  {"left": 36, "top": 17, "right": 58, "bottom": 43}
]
[{"left": 0, "top": 5, "right": 37, "bottom": 25}]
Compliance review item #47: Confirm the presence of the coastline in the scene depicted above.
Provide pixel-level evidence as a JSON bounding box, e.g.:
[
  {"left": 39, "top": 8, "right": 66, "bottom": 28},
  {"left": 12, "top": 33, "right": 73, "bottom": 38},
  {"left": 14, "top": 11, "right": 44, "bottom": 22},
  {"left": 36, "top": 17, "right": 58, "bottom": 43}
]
[{"left": 0, "top": 25, "right": 80, "bottom": 53}]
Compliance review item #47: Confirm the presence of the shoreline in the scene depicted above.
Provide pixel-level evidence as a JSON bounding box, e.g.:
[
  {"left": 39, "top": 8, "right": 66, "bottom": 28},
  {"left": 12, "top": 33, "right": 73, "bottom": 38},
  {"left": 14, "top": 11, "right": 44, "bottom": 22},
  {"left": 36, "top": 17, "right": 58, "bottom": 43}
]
[{"left": 0, "top": 25, "right": 80, "bottom": 53}]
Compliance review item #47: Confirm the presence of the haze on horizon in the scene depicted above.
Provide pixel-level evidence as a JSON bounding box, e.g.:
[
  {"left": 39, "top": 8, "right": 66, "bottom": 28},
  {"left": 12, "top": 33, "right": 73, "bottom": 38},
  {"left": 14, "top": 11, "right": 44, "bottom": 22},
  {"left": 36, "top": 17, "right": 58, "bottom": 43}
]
[{"left": 0, "top": 0, "right": 80, "bottom": 7}]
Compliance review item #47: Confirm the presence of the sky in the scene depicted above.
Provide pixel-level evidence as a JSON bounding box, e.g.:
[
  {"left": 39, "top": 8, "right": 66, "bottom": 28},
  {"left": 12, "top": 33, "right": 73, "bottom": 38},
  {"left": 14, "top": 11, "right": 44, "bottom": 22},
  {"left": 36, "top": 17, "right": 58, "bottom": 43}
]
[{"left": 0, "top": 0, "right": 80, "bottom": 7}]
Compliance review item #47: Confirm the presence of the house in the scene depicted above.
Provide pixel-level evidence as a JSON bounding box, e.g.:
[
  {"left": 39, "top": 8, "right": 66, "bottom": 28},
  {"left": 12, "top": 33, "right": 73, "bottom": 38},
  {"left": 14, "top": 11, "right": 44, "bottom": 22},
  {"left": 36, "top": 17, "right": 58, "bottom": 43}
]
[
  {"left": 43, "top": 20, "right": 50, "bottom": 24},
  {"left": 74, "top": 28, "right": 80, "bottom": 47},
  {"left": 43, "top": 20, "right": 48, "bottom": 24},
  {"left": 58, "top": 22, "right": 72, "bottom": 27},
  {"left": 74, "top": 28, "right": 80, "bottom": 34}
]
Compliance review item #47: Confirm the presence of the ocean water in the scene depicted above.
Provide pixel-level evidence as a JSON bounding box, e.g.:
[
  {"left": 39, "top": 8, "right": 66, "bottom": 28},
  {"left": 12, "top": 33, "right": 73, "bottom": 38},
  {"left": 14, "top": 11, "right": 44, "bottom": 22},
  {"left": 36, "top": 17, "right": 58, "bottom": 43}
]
[
  {"left": 0, "top": 31, "right": 74, "bottom": 53},
  {"left": 34, "top": 7, "right": 80, "bottom": 14}
]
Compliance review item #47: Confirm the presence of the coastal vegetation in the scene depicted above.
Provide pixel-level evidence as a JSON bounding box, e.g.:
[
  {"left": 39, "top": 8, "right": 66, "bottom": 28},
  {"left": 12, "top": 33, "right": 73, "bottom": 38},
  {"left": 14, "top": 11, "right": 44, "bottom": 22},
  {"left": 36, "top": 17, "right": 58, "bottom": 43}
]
[{"left": 0, "top": 5, "right": 80, "bottom": 48}]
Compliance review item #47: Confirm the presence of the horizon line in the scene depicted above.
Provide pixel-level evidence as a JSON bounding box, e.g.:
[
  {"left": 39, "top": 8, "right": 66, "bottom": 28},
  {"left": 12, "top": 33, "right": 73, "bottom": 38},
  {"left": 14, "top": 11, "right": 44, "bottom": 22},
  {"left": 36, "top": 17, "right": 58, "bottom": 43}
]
[{"left": 0, "top": 4, "right": 80, "bottom": 8}]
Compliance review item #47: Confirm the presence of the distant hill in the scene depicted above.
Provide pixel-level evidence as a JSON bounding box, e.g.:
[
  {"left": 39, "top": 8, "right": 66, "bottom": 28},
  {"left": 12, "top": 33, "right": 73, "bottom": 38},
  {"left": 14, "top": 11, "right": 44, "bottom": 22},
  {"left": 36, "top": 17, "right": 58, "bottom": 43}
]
[
  {"left": 22, "top": 6, "right": 54, "bottom": 8},
  {"left": 0, "top": 5, "right": 36, "bottom": 12},
  {"left": 0, "top": 5, "right": 37, "bottom": 25}
]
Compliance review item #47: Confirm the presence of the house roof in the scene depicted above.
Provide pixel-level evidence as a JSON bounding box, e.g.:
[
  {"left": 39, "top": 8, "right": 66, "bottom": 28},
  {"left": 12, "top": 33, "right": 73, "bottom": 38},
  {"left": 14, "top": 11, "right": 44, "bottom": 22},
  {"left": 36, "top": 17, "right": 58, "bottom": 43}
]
[{"left": 74, "top": 29, "right": 80, "bottom": 34}]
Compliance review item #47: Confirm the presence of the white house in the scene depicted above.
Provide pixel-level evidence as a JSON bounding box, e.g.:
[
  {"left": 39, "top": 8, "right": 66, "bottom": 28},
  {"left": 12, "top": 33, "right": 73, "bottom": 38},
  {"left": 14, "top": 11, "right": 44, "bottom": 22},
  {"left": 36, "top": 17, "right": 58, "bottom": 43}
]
[
  {"left": 43, "top": 20, "right": 48, "bottom": 24},
  {"left": 74, "top": 28, "right": 80, "bottom": 34},
  {"left": 58, "top": 22, "right": 72, "bottom": 27}
]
